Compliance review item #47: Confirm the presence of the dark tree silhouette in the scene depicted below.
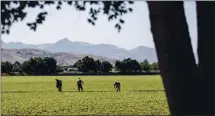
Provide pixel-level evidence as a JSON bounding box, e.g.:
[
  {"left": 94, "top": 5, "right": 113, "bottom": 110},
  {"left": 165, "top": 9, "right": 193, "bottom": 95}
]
[
  {"left": 12, "top": 61, "right": 21, "bottom": 72},
  {"left": 195, "top": 1, "right": 214, "bottom": 114},
  {"left": 43, "top": 57, "right": 57, "bottom": 73},
  {"left": 95, "top": 60, "right": 102, "bottom": 72},
  {"left": 20, "top": 57, "right": 57, "bottom": 75},
  {"left": 1, "top": 61, "right": 13, "bottom": 73},
  {"left": 73, "top": 59, "right": 85, "bottom": 72},
  {"left": 1, "top": 1, "right": 214, "bottom": 115},
  {"left": 147, "top": 1, "right": 214, "bottom": 115},
  {"left": 81, "top": 56, "right": 97, "bottom": 72},
  {"left": 101, "top": 61, "right": 113, "bottom": 73},
  {"left": 21, "top": 61, "right": 32, "bottom": 74},
  {"left": 115, "top": 60, "right": 121, "bottom": 72},
  {"left": 114, "top": 58, "right": 141, "bottom": 73},
  {"left": 1, "top": 1, "right": 134, "bottom": 34}
]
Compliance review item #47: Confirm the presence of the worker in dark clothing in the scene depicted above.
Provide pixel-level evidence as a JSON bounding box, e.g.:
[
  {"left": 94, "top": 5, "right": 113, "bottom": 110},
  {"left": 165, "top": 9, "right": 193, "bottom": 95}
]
[
  {"left": 114, "top": 81, "right": 121, "bottom": 92},
  {"left": 77, "top": 78, "right": 84, "bottom": 92},
  {"left": 55, "top": 79, "right": 62, "bottom": 92}
]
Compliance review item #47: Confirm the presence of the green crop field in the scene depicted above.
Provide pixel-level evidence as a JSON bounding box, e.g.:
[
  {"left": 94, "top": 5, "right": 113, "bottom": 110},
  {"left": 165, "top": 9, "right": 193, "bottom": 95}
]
[{"left": 2, "top": 75, "right": 170, "bottom": 115}]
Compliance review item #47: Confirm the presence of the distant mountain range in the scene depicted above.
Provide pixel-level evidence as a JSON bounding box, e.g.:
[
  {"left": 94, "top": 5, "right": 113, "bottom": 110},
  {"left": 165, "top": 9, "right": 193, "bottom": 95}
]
[
  {"left": 1, "top": 38, "right": 158, "bottom": 63},
  {"left": 0, "top": 38, "right": 199, "bottom": 65},
  {"left": 1, "top": 48, "right": 118, "bottom": 66}
]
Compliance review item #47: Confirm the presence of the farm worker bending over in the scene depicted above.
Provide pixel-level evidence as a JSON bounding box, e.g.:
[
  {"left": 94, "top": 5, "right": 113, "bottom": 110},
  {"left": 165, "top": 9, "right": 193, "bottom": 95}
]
[
  {"left": 55, "top": 79, "right": 62, "bottom": 92},
  {"left": 114, "top": 81, "right": 121, "bottom": 92},
  {"left": 77, "top": 78, "right": 84, "bottom": 92}
]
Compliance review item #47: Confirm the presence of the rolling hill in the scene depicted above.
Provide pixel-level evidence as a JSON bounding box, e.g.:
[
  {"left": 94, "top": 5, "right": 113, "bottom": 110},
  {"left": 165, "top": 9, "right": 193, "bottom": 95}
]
[
  {"left": 1, "top": 48, "right": 117, "bottom": 66},
  {"left": 2, "top": 38, "right": 158, "bottom": 63}
]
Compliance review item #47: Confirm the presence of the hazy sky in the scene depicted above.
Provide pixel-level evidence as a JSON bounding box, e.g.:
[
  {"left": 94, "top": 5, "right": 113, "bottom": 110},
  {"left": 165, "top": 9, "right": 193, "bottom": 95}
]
[{"left": 2, "top": 1, "right": 197, "bottom": 52}]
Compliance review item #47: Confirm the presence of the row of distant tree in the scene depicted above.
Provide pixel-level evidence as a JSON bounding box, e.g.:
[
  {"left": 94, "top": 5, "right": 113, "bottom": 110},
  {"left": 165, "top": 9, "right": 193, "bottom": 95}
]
[
  {"left": 1, "top": 56, "right": 159, "bottom": 75},
  {"left": 1, "top": 57, "right": 59, "bottom": 75},
  {"left": 73, "top": 56, "right": 159, "bottom": 73}
]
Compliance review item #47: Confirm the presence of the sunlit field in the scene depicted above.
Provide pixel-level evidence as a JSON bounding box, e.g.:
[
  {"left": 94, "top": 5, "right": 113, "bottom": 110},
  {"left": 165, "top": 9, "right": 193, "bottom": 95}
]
[{"left": 2, "top": 75, "right": 169, "bottom": 115}]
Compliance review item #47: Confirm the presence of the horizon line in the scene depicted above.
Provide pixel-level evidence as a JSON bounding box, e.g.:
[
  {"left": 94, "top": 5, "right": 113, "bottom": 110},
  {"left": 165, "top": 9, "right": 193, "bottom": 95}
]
[{"left": 1, "top": 38, "right": 155, "bottom": 50}]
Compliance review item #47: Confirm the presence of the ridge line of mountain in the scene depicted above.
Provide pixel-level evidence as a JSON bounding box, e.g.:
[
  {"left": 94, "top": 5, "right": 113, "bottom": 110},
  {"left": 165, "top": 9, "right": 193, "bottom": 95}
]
[
  {"left": 1, "top": 38, "right": 198, "bottom": 63},
  {"left": 1, "top": 38, "right": 154, "bottom": 51}
]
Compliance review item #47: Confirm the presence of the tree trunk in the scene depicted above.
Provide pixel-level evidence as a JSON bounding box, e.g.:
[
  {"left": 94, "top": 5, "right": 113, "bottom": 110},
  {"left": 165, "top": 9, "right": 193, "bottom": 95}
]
[
  {"left": 196, "top": 1, "right": 215, "bottom": 114},
  {"left": 147, "top": 2, "right": 197, "bottom": 115}
]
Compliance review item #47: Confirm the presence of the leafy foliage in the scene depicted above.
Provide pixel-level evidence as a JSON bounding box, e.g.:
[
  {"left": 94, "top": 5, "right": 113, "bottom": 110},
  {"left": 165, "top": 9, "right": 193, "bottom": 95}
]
[
  {"left": 1, "top": 61, "right": 13, "bottom": 73},
  {"left": 21, "top": 57, "right": 57, "bottom": 75},
  {"left": 73, "top": 56, "right": 113, "bottom": 73},
  {"left": 140, "top": 59, "right": 150, "bottom": 72},
  {"left": 12, "top": 61, "right": 21, "bottom": 72},
  {"left": 95, "top": 60, "right": 102, "bottom": 72},
  {"left": 2, "top": 56, "right": 159, "bottom": 75},
  {"left": 1, "top": 1, "right": 135, "bottom": 34},
  {"left": 2, "top": 76, "right": 169, "bottom": 115},
  {"left": 43, "top": 57, "right": 57, "bottom": 73},
  {"left": 151, "top": 62, "right": 159, "bottom": 70},
  {"left": 101, "top": 61, "right": 113, "bottom": 73},
  {"left": 115, "top": 58, "right": 141, "bottom": 72}
]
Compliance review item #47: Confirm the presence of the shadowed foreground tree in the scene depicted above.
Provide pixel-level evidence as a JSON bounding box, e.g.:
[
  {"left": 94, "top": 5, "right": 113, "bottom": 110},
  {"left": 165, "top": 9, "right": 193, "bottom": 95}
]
[
  {"left": 147, "top": 1, "right": 214, "bottom": 115},
  {"left": 147, "top": 2, "right": 197, "bottom": 115},
  {"left": 195, "top": 1, "right": 214, "bottom": 113},
  {"left": 1, "top": 1, "right": 214, "bottom": 115}
]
